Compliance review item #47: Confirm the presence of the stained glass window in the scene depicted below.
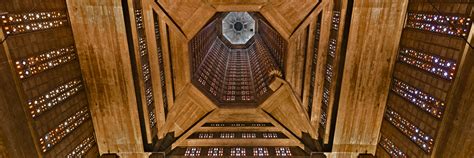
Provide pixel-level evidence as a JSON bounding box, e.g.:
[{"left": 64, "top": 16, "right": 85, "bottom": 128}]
[
  {"left": 197, "top": 123, "right": 275, "bottom": 127},
  {"left": 253, "top": 147, "right": 269, "bottom": 156},
  {"left": 391, "top": 78, "right": 445, "bottom": 118},
  {"left": 207, "top": 147, "right": 224, "bottom": 156},
  {"left": 241, "top": 133, "right": 257, "bottom": 138},
  {"left": 275, "top": 147, "right": 292, "bottom": 156},
  {"left": 135, "top": 9, "right": 157, "bottom": 131},
  {"left": 39, "top": 107, "right": 90, "bottom": 152},
  {"left": 319, "top": 11, "right": 342, "bottom": 134},
  {"left": 220, "top": 133, "right": 235, "bottom": 139},
  {"left": 1, "top": 11, "right": 68, "bottom": 35},
  {"left": 385, "top": 107, "right": 434, "bottom": 153},
  {"left": 28, "top": 78, "right": 83, "bottom": 118},
  {"left": 398, "top": 48, "right": 457, "bottom": 80},
  {"left": 230, "top": 147, "right": 246, "bottom": 156},
  {"left": 331, "top": 11, "right": 341, "bottom": 30},
  {"left": 379, "top": 134, "right": 407, "bottom": 158},
  {"left": 262, "top": 132, "right": 278, "bottom": 139},
  {"left": 406, "top": 13, "right": 472, "bottom": 37},
  {"left": 66, "top": 134, "right": 96, "bottom": 158},
  {"left": 15, "top": 46, "right": 77, "bottom": 79},
  {"left": 198, "top": 133, "right": 214, "bottom": 139},
  {"left": 184, "top": 147, "right": 201, "bottom": 156}
]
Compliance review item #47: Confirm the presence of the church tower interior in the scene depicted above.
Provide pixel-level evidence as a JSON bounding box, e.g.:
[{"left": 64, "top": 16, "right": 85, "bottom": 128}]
[{"left": 0, "top": 0, "right": 473, "bottom": 157}]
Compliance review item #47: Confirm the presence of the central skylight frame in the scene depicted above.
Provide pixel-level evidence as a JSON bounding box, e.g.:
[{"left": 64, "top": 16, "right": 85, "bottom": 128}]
[{"left": 222, "top": 12, "right": 255, "bottom": 45}]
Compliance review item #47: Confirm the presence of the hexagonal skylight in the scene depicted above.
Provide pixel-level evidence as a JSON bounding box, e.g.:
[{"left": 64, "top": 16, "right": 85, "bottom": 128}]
[{"left": 222, "top": 12, "right": 255, "bottom": 45}]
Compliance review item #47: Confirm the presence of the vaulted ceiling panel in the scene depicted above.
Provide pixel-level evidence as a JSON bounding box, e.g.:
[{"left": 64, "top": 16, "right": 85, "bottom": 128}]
[
  {"left": 268, "top": 0, "right": 319, "bottom": 30},
  {"left": 260, "top": 0, "right": 320, "bottom": 38},
  {"left": 260, "top": 79, "right": 316, "bottom": 138},
  {"left": 165, "top": 22, "right": 191, "bottom": 97},
  {"left": 156, "top": 0, "right": 205, "bottom": 27},
  {"left": 160, "top": 84, "right": 216, "bottom": 138},
  {"left": 155, "top": 0, "right": 216, "bottom": 38}
]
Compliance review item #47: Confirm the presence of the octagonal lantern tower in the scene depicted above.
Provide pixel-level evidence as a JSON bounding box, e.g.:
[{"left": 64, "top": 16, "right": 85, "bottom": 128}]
[{"left": 189, "top": 12, "right": 287, "bottom": 107}]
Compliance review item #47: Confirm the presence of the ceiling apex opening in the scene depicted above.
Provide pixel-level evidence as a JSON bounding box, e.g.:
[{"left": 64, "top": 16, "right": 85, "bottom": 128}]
[{"left": 222, "top": 12, "right": 255, "bottom": 45}]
